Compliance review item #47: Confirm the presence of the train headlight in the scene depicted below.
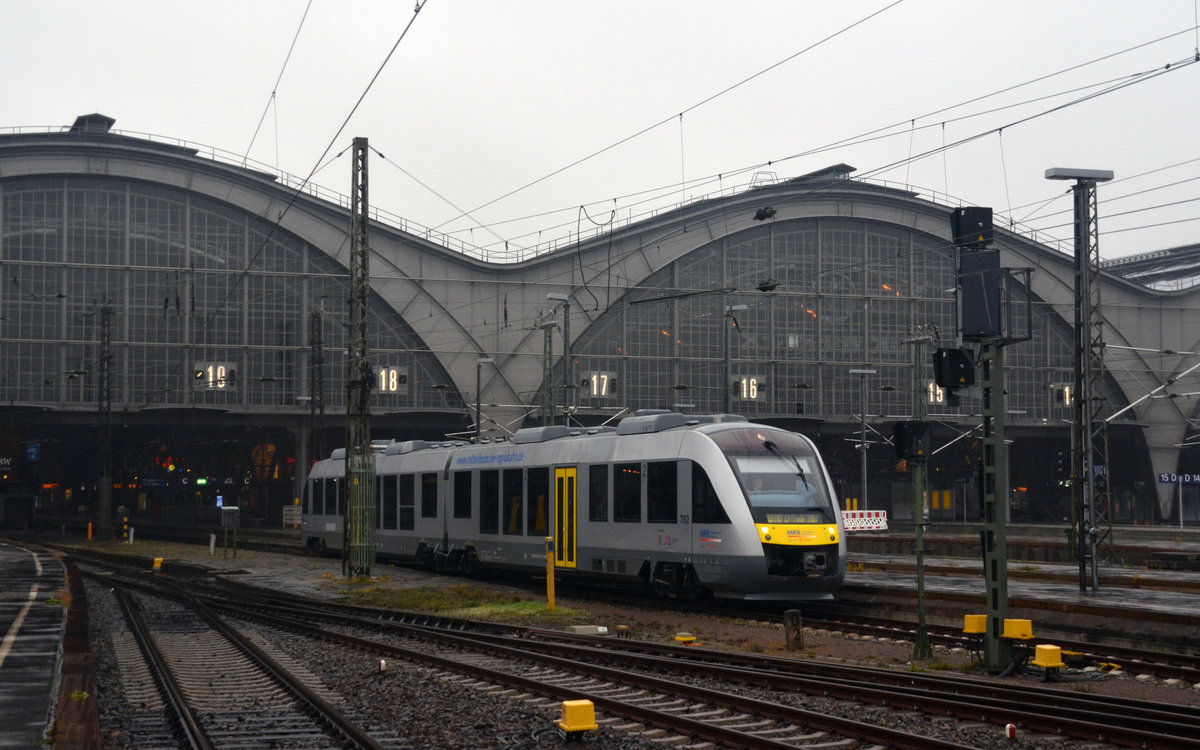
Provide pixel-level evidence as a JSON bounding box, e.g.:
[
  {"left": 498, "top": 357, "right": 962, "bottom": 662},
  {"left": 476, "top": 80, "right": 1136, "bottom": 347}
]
[
  {"left": 760, "top": 525, "right": 771, "bottom": 541},
  {"left": 827, "top": 526, "right": 836, "bottom": 541}
]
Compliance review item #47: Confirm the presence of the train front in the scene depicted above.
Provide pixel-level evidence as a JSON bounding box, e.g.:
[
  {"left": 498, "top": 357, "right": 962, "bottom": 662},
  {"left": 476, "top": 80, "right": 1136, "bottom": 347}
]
[{"left": 710, "top": 426, "right": 846, "bottom": 599}]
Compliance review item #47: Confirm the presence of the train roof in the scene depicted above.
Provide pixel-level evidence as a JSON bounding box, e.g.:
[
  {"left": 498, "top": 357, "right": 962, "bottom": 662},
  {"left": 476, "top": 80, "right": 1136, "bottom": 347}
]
[{"left": 319, "top": 412, "right": 767, "bottom": 461}]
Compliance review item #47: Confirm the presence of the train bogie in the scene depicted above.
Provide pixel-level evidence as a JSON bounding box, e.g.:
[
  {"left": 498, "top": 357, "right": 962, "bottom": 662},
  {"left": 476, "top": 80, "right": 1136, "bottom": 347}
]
[{"left": 302, "top": 413, "right": 846, "bottom": 601}]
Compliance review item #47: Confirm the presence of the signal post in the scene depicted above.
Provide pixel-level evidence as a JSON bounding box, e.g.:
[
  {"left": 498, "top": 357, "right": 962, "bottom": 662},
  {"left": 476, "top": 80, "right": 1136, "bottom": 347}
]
[{"left": 949, "top": 208, "right": 1031, "bottom": 673}]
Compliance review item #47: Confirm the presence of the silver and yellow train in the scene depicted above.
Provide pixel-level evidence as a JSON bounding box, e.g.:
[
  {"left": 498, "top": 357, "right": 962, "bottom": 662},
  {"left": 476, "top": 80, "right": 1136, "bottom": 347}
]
[{"left": 302, "top": 411, "right": 845, "bottom": 601}]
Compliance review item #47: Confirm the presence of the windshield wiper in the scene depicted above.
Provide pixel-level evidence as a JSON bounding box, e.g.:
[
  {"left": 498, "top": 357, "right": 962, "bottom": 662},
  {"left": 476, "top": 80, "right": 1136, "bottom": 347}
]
[{"left": 763, "top": 440, "right": 809, "bottom": 490}]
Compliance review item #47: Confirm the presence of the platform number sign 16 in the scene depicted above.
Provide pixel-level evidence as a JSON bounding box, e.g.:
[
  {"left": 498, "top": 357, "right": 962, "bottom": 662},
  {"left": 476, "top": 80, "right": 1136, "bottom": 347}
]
[
  {"left": 734, "top": 376, "right": 763, "bottom": 400},
  {"left": 195, "top": 362, "right": 237, "bottom": 390}
]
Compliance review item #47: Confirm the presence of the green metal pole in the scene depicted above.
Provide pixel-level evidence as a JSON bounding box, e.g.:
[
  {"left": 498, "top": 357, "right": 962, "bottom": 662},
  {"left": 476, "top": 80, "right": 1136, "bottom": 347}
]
[
  {"left": 910, "top": 333, "right": 933, "bottom": 660},
  {"left": 980, "top": 339, "right": 1011, "bottom": 672}
]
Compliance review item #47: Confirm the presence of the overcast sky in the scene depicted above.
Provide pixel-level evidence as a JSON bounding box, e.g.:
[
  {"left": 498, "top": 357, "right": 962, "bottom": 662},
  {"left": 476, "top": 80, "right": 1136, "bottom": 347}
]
[{"left": 4, "top": 1, "right": 1199, "bottom": 261}]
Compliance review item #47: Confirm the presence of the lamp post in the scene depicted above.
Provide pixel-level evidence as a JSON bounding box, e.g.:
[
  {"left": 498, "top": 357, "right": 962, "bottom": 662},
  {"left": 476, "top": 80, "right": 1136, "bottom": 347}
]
[
  {"left": 1046, "top": 166, "right": 1114, "bottom": 593},
  {"left": 547, "top": 293, "right": 571, "bottom": 426},
  {"left": 849, "top": 368, "right": 877, "bottom": 509},
  {"left": 475, "top": 357, "right": 495, "bottom": 442},
  {"left": 295, "top": 395, "right": 312, "bottom": 505},
  {"left": 723, "top": 303, "right": 747, "bottom": 413}
]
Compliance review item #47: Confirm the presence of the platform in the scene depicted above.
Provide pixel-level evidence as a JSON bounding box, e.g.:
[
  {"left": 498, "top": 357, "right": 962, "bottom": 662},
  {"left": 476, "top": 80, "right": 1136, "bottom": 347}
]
[{"left": 0, "top": 543, "right": 67, "bottom": 750}]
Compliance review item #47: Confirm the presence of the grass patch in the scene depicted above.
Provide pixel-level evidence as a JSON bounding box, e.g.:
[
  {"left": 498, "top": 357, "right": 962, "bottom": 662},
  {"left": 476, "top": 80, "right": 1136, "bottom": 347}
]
[{"left": 341, "top": 582, "right": 588, "bottom": 622}]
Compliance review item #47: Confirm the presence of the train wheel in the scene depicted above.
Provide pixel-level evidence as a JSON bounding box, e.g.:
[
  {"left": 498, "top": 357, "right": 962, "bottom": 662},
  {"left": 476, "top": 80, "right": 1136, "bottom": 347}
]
[{"left": 462, "top": 552, "right": 481, "bottom": 577}]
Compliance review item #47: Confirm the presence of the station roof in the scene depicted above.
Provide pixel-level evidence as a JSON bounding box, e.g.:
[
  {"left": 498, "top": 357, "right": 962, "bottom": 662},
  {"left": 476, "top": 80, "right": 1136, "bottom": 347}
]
[{"left": 1104, "top": 243, "right": 1200, "bottom": 290}]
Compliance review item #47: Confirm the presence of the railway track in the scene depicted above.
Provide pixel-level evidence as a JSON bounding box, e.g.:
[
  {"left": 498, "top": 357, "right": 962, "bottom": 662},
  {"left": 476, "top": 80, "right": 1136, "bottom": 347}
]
[
  {"left": 87, "top": 571, "right": 401, "bottom": 749},
  {"left": 798, "top": 600, "right": 1200, "bottom": 684},
  {"left": 57, "top": 541, "right": 1200, "bottom": 748},
  {"left": 174, "top": 570, "right": 1200, "bottom": 748}
]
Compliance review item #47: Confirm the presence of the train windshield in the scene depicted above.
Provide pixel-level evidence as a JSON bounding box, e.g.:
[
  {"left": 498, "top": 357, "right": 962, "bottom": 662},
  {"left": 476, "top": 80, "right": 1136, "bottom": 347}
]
[{"left": 710, "top": 428, "right": 835, "bottom": 523}]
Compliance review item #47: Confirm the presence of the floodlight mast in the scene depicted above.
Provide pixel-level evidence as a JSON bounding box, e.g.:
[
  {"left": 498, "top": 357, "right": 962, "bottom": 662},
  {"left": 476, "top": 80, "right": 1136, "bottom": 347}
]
[
  {"left": 1045, "top": 167, "right": 1113, "bottom": 595},
  {"left": 1045, "top": 168, "right": 1114, "bottom": 183}
]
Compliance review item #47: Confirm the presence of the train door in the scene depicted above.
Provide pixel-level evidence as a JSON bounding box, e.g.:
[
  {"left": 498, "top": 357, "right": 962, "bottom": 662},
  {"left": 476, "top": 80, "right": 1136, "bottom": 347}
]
[
  {"left": 440, "top": 453, "right": 454, "bottom": 550},
  {"left": 553, "top": 467, "right": 577, "bottom": 568}
]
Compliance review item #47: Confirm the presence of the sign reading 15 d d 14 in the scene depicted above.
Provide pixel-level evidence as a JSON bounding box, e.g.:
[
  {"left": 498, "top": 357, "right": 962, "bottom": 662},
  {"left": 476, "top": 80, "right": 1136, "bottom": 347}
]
[{"left": 1159, "top": 473, "right": 1200, "bottom": 484}]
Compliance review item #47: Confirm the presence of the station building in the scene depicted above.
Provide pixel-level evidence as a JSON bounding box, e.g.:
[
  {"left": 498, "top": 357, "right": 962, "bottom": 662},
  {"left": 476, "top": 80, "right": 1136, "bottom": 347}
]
[{"left": 2, "top": 114, "right": 1197, "bottom": 530}]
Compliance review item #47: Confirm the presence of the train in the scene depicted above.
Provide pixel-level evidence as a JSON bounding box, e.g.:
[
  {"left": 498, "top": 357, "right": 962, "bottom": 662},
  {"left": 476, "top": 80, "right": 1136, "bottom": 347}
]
[{"left": 301, "top": 410, "right": 846, "bottom": 601}]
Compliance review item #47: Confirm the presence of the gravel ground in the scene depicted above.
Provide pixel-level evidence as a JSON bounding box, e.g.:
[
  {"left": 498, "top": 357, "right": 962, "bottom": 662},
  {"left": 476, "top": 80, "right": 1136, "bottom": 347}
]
[{"left": 83, "top": 544, "right": 1200, "bottom": 748}]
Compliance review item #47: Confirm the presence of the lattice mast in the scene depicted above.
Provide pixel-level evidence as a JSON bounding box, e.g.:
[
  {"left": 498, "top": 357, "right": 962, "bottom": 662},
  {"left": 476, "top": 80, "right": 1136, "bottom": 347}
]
[
  {"left": 1070, "top": 177, "right": 1113, "bottom": 591},
  {"left": 309, "top": 309, "right": 326, "bottom": 462},
  {"left": 96, "top": 300, "right": 114, "bottom": 540},
  {"left": 344, "top": 137, "right": 375, "bottom": 578}
]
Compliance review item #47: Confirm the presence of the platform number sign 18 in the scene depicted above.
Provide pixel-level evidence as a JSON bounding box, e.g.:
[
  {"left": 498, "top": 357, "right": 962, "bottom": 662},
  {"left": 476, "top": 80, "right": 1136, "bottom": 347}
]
[{"left": 376, "top": 366, "right": 409, "bottom": 395}]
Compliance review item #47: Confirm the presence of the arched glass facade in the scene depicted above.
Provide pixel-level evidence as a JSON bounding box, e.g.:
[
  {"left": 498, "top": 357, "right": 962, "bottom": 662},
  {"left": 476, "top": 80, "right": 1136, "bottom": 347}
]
[
  {"left": 559, "top": 218, "right": 1152, "bottom": 523},
  {"left": 0, "top": 139, "right": 1166, "bottom": 530},
  {"left": 1, "top": 175, "right": 462, "bottom": 524},
  {"left": 1, "top": 176, "right": 456, "bottom": 411},
  {"left": 565, "top": 219, "right": 1093, "bottom": 419}
]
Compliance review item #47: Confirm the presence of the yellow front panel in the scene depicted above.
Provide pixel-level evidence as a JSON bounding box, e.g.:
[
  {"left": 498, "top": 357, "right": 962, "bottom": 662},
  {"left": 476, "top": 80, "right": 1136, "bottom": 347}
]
[{"left": 754, "top": 523, "right": 839, "bottom": 546}]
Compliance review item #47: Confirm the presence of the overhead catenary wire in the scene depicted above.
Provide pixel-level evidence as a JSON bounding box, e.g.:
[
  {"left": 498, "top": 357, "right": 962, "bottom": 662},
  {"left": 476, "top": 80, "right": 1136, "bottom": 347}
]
[
  {"left": 422, "top": 21, "right": 1197, "bottom": 255},
  {"left": 428, "top": 0, "right": 907, "bottom": 235},
  {"left": 243, "top": 0, "right": 314, "bottom": 166},
  {"left": 169, "top": 2, "right": 432, "bottom": 386},
  {"left": 429, "top": 44, "right": 1199, "bottom": 258}
]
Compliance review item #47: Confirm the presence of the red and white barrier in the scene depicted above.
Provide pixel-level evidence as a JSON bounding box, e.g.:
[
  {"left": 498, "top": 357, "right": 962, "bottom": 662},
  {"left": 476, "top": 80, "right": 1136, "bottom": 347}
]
[{"left": 843, "top": 509, "right": 888, "bottom": 532}]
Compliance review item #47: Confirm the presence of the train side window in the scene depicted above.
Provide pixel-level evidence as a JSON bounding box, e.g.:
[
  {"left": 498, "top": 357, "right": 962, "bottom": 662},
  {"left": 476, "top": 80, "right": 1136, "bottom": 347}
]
[
  {"left": 421, "top": 472, "right": 438, "bottom": 518},
  {"left": 614, "top": 462, "right": 641, "bottom": 522},
  {"left": 453, "top": 471, "right": 472, "bottom": 519},
  {"left": 647, "top": 461, "right": 678, "bottom": 523},
  {"left": 374, "top": 476, "right": 383, "bottom": 529},
  {"left": 480, "top": 469, "right": 499, "bottom": 534},
  {"left": 502, "top": 468, "right": 523, "bottom": 535},
  {"left": 588, "top": 464, "right": 608, "bottom": 522},
  {"left": 692, "top": 462, "right": 731, "bottom": 524},
  {"left": 381, "top": 475, "right": 398, "bottom": 529},
  {"left": 399, "top": 473, "right": 415, "bottom": 530},
  {"left": 527, "top": 467, "right": 548, "bottom": 535},
  {"left": 328, "top": 477, "right": 342, "bottom": 517}
]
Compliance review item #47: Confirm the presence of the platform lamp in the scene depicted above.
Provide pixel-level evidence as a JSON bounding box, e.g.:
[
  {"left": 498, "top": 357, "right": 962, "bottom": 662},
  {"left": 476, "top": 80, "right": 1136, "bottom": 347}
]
[
  {"left": 722, "top": 304, "right": 748, "bottom": 413},
  {"left": 547, "top": 293, "right": 571, "bottom": 426},
  {"left": 849, "top": 368, "right": 877, "bottom": 510},
  {"left": 475, "top": 358, "right": 494, "bottom": 442}
]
